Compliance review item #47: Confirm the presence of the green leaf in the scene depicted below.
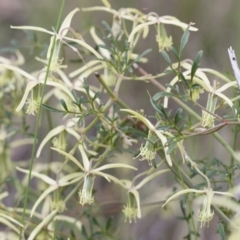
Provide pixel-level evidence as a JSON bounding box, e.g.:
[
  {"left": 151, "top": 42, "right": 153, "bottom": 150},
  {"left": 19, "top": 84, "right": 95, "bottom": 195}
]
[
  {"left": 105, "top": 217, "right": 113, "bottom": 231},
  {"left": 92, "top": 92, "right": 101, "bottom": 102},
  {"left": 60, "top": 99, "right": 68, "bottom": 112},
  {"left": 156, "top": 125, "right": 172, "bottom": 131},
  {"left": 179, "top": 72, "right": 189, "bottom": 86},
  {"left": 179, "top": 26, "right": 190, "bottom": 57},
  {"left": 81, "top": 225, "right": 88, "bottom": 239},
  {"left": 191, "top": 83, "right": 202, "bottom": 89},
  {"left": 164, "top": 69, "right": 175, "bottom": 74},
  {"left": 102, "top": 21, "right": 112, "bottom": 34},
  {"left": 127, "top": 66, "right": 133, "bottom": 73},
  {"left": 71, "top": 90, "right": 78, "bottom": 102},
  {"left": 150, "top": 97, "right": 165, "bottom": 117},
  {"left": 132, "top": 48, "right": 152, "bottom": 63},
  {"left": 169, "top": 46, "right": 179, "bottom": 59},
  {"left": 217, "top": 223, "right": 226, "bottom": 240},
  {"left": 174, "top": 108, "right": 183, "bottom": 125},
  {"left": 152, "top": 91, "right": 174, "bottom": 101},
  {"left": 41, "top": 104, "right": 65, "bottom": 113},
  {"left": 161, "top": 50, "right": 172, "bottom": 65},
  {"left": 167, "top": 140, "right": 178, "bottom": 154},
  {"left": 92, "top": 218, "right": 101, "bottom": 229},
  {"left": 83, "top": 78, "right": 90, "bottom": 96},
  {"left": 191, "top": 50, "right": 203, "bottom": 80},
  {"left": 77, "top": 117, "right": 83, "bottom": 127},
  {"left": 98, "top": 44, "right": 110, "bottom": 51}
]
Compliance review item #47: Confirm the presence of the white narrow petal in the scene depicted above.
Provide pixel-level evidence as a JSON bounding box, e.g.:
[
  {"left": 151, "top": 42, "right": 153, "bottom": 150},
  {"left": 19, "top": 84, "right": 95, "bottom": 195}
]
[
  {"left": 214, "top": 92, "right": 234, "bottom": 109},
  {"left": 155, "top": 130, "right": 172, "bottom": 166},
  {"left": 201, "top": 68, "right": 232, "bottom": 83},
  {"left": 120, "top": 109, "right": 155, "bottom": 130},
  {"left": 130, "top": 189, "right": 141, "bottom": 218},
  {"left": 198, "top": 195, "right": 239, "bottom": 213},
  {"left": 159, "top": 16, "right": 198, "bottom": 31},
  {"left": 0, "top": 56, "right": 11, "bottom": 64},
  {"left": 78, "top": 65, "right": 104, "bottom": 82},
  {"left": 94, "top": 172, "right": 127, "bottom": 188},
  {"left": 0, "top": 64, "right": 36, "bottom": 80},
  {"left": 58, "top": 172, "right": 84, "bottom": 185},
  {"left": 58, "top": 8, "right": 79, "bottom": 37},
  {"left": 69, "top": 60, "right": 100, "bottom": 78},
  {"left": 163, "top": 71, "right": 190, "bottom": 108},
  {"left": 65, "top": 127, "right": 81, "bottom": 141},
  {"left": 0, "top": 213, "right": 23, "bottom": 228},
  {"left": 56, "top": 215, "right": 82, "bottom": 230},
  {"left": 135, "top": 169, "right": 170, "bottom": 190},
  {"left": 0, "top": 192, "right": 8, "bottom": 201},
  {"left": 28, "top": 210, "right": 58, "bottom": 240},
  {"left": 216, "top": 82, "right": 237, "bottom": 93},
  {"left": 191, "top": 77, "right": 212, "bottom": 91},
  {"left": 92, "top": 171, "right": 110, "bottom": 181},
  {"left": 63, "top": 36, "right": 103, "bottom": 59},
  {"left": 56, "top": 69, "right": 72, "bottom": 87},
  {"left": 213, "top": 190, "right": 236, "bottom": 198},
  {"left": 0, "top": 218, "right": 20, "bottom": 234},
  {"left": 30, "top": 186, "right": 58, "bottom": 218},
  {"left": 93, "top": 163, "right": 137, "bottom": 172},
  {"left": 16, "top": 167, "right": 56, "bottom": 185},
  {"left": 128, "top": 21, "right": 156, "bottom": 47},
  {"left": 90, "top": 27, "right": 110, "bottom": 59},
  {"left": 51, "top": 148, "right": 85, "bottom": 171},
  {"left": 162, "top": 188, "right": 204, "bottom": 207},
  {"left": 10, "top": 138, "right": 34, "bottom": 148},
  {"left": 82, "top": 6, "right": 118, "bottom": 15},
  {"left": 16, "top": 81, "right": 38, "bottom": 112},
  {"left": 78, "top": 145, "right": 90, "bottom": 171},
  {"left": 36, "top": 125, "right": 65, "bottom": 158},
  {"left": 39, "top": 80, "right": 74, "bottom": 101},
  {"left": 11, "top": 25, "right": 54, "bottom": 35}
]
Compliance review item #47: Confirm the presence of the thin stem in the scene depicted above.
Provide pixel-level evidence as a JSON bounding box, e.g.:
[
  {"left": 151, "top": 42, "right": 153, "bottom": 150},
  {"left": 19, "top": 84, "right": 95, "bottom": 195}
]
[
  {"left": 95, "top": 73, "right": 130, "bottom": 109},
  {"left": 18, "top": 1, "right": 65, "bottom": 238},
  {"left": 134, "top": 64, "right": 239, "bottom": 161},
  {"left": 170, "top": 159, "right": 231, "bottom": 225}
]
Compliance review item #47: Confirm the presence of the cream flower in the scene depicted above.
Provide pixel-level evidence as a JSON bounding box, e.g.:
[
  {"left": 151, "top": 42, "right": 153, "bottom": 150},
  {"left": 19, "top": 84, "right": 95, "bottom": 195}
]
[
  {"left": 52, "top": 145, "right": 137, "bottom": 206},
  {"left": 162, "top": 187, "right": 235, "bottom": 227},
  {"left": 156, "top": 23, "right": 172, "bottom": 52},
  {"left": 121, "top": 109, "right": 172, "bottom": 166}
]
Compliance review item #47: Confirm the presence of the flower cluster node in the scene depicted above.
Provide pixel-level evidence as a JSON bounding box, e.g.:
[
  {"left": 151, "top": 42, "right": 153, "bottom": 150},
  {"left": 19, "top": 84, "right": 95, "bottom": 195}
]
[{"left": 50, "top": 199, "right": 66, "bottom": 212}]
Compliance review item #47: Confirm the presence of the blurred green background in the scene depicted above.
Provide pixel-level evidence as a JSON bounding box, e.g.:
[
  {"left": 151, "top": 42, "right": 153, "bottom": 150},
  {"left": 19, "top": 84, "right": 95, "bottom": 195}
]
[
  {"left": 1, "top": 0, "right": 239, "bottom": 239},
  {"left": 0, "top": 0, "right": 239, "bottom": 71}
]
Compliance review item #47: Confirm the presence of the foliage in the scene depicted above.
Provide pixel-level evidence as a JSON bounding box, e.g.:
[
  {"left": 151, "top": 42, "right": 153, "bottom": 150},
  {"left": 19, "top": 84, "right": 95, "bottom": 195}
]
[{"left": 0, "top": 1, "right": 240, "bottom": 239}]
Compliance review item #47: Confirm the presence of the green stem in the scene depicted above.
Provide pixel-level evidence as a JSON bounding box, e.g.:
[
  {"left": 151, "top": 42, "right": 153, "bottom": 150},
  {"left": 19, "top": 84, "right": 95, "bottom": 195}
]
[
  {"left": 95, "top": 73, "right": 130, "bottom": 109},
  {"left": 135, "top": 64, "right": 238, "bottom": 161},
  {"left": 170, "top": 160, "right": 231, "bottom": 225},
  {"left": 18, "top": 1, "right": 65, "bottom": 238}
]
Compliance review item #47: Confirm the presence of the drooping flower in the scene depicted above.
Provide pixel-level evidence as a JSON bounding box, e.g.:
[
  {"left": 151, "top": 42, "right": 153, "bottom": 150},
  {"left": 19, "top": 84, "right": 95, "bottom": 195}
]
[
  {"left": 155, "top": 23, "right": 173, "bottom": 52},
  {"left": 201, "top": 93, "right": 218, "bottom": 128},
  {"left": 135, "top": 130, "right": 158, "bottom": 166},
  {"left": 79, "top": 174, "right": 95, "bottom": 206},
  {"left": 122, "top": 191, "right": 139, "bottom": 223},
  {"left": 197, "top": 188, "right": 214, "bottom": 227},
  {"left": 121, "top": 109, "right": 172, "bottom": 166},
  {"left": 122, "top": 169, "right": 170, "bottom": 223},
  {"left": 162, "top": 187, "right": 235, "bottom": 227},
  {"left": 52, "top": 145, "right": 137, "bottom": 206}
]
